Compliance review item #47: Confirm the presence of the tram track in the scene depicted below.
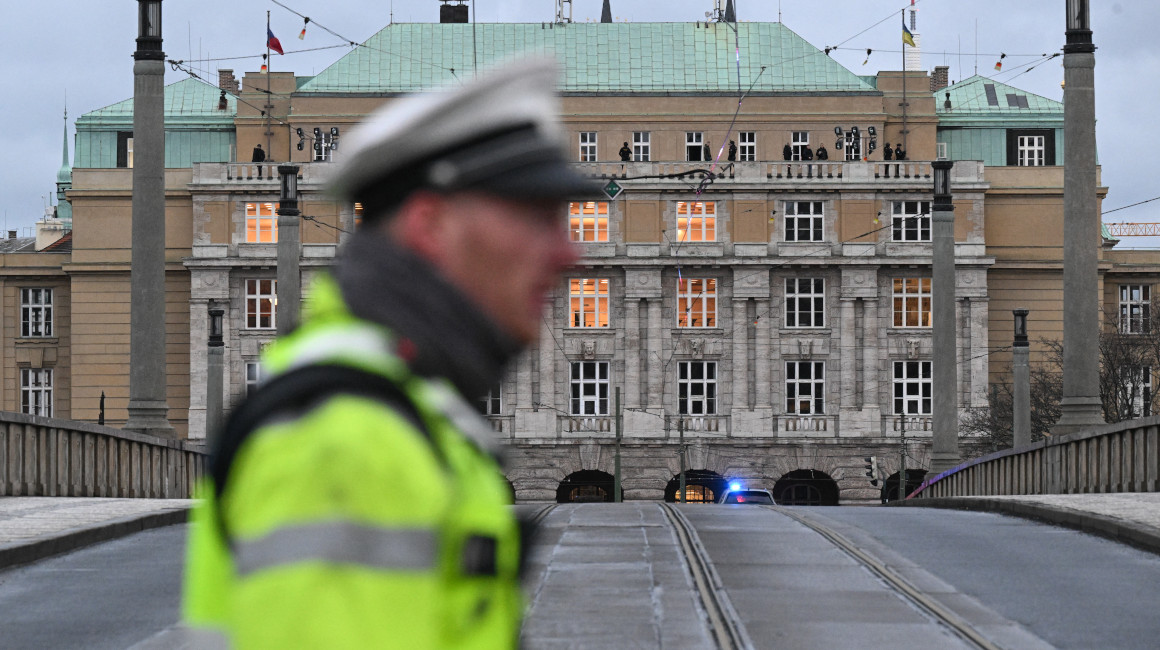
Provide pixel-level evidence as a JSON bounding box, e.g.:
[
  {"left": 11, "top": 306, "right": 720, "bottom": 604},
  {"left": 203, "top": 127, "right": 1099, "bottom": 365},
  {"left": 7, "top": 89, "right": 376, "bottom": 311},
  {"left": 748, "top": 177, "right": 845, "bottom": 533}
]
[
  {"left": 775, "top": 507, "right": 1001, "bottom": 650},
  {"left": 660, "top": 503, "right": 754, "bottom": 650}
]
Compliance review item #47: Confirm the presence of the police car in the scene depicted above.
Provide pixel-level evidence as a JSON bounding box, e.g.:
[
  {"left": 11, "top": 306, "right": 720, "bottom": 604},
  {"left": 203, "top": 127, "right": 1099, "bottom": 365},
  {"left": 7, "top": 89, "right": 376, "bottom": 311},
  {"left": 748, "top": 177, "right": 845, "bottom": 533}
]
[{"left": 717, "top": 482, "right": 776, "bottom": 505}]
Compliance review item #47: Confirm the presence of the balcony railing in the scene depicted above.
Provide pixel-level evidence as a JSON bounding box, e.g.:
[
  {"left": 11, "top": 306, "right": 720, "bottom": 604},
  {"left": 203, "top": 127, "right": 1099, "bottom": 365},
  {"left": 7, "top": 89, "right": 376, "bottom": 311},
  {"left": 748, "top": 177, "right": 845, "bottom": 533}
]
[
  {"left": 559, "top": 416, "right": 613, "bottom": 435},
  {"left": 672, "top": 415, "right": 729, "bottom": 435},
  {"left": 572, "top": 160, "right": 975, "bottom": 186},
  {"left": 192, "top": 162, "right": 335, "bottom": 186},
  {"left": 778, "top": 416, "right": 832, "bottom": 434},
  {"left": 893, "top": 416, "right": 933, "bottom": 433}
]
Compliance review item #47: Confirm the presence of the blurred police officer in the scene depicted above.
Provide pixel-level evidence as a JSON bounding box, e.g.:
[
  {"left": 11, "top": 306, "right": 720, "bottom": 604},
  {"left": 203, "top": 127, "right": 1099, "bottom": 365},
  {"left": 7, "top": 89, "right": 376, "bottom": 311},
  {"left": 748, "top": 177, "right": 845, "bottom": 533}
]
[{"left": 184, "top": 59, "right": 596, "bottom": 649}]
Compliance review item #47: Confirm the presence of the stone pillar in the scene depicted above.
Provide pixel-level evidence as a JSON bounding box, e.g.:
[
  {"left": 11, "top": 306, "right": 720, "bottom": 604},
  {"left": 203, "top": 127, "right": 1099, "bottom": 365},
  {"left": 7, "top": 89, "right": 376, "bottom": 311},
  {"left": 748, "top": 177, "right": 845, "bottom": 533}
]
[
  {"left": 206, "top": 307, "right": 225, "bottom": 445},
  {"left": 862, "top": 298, "right": 880, "bottom": 412},
  {"left": 930, "top": 159, "right": 960, "bottom": 473},
  {"left": 1055, "top": 1, "right": 1104, "bottom": 435},
  {"left": 732, "top": 298, "right": 748, "bottom": 410},
  {"left": 647, "top": 298, "right": 663, "bottom": 408},
  {"left": 1012, "top": 309, "right": 1031, "bottom": 448},
  {"left": 840, "top": 298, "right": 856, "bottom": 409},
  {"left": 625, "top": 297, "right": 641, "bottom": 407},
  {"left": 126, "top": 0, "right": 173, "bottom": 437},
  {"left": 276, "top": 165, "right": 302, "bottom": 336}
]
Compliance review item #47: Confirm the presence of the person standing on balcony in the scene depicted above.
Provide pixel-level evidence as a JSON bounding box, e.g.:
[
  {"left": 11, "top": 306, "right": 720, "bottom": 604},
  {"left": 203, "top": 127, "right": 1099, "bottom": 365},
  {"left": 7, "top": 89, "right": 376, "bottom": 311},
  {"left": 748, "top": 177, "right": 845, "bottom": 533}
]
[
  {"left": 728, "top": 140, "right": 737, "bottom": 161},
  {"left": 251, "top": 143, "right": 266, "bottom": 163},
  {"left": 816, "top": 145, "right": 828, "bottom": 161},
  {"left": 619, "top": 141, "right": 632, "bottom": 161},
  {"left": 183, "top": 58, "right": 598, "bottom": 649},
  {"left": 783, "top": 143, "right": 793, "bottom": 161},
  {"left": 884, "top": 142, "right": 893, "bottom": 161}
]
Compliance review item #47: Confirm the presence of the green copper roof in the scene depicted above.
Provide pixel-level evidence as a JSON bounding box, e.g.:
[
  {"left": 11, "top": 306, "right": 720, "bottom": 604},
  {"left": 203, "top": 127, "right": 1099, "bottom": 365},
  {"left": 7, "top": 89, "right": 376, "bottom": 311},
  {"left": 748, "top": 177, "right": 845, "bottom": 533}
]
[
  {"left": 298, "top": 22, "right": 876, "bottom": 94},
  {"left": 78, "top": 78, "right": 236, "bottom": 125},
  {"left": 936, "top": 74, "right": 1062, "bottom": 116}
]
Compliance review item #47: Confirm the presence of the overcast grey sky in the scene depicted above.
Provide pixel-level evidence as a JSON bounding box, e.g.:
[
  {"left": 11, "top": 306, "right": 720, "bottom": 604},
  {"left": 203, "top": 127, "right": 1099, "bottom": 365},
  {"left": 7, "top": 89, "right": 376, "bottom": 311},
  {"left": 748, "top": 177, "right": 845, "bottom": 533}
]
[{"left": 2, "top": 1, "right": 1156, "bottom": 242}]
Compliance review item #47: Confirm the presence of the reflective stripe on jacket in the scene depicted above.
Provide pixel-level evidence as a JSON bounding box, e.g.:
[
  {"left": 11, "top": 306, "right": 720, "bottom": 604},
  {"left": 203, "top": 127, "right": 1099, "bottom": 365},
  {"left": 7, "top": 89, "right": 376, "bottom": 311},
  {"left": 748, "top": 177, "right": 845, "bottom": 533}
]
[{"left": 183, "top": 274, "right": 522, "bottom": 649}]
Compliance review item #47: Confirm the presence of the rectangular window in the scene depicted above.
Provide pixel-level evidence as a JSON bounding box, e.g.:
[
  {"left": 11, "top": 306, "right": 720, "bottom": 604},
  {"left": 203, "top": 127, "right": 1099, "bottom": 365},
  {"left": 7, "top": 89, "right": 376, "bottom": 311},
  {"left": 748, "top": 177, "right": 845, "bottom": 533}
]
[
  {"left": 569, "top": 278, "right": 610, "bottom": 328},
  {"left": 245, "top": 279, "right": 277, "bottom": 330},
  {"left": 245, "top": 361, "right": 263, "bottom": 396},
  {"left": 1006, "top": 128, "right": 1055, "bottom": 166},
  {"left": 1017, "top": 135, "right": 1045, "bottom": 166},
  {"left": 738, "top": 131, "right": 756, "bottom": 161},
  {"left": 1120, "top": 284, "right": 1152, "bottom": 334},
  {"left": 21, "top": 368, "right": 53, "bottom": 417},
  {"left": 479, "top": 382, "right": 502, "bottom": 416},
  {"left": 792, "top": 131, "right": 809, "bottom": 161},
  {"left": 569, "top": 202, "right": 609, "bottom": 242},
  {"left": 245, "top": 202, "right": 279, "bottom": 243},
  {"left": 785, "top": 278, "right": 825, "bottom": 328},
  {"left": 677, "top": 278, "right": 717, "bottom": 328},
  {"left": 844, "top": 132, "right": 862, "bottom": 161},
  {"left": 633, "top": 131, "right": 651, "bottom": 162},
  {"left": 892, "top": 200, "right": 931, "bottom": 242},
  {"left": 784, "top": 201, "right": 824, "bottom": 242},
  {"left": 678, "top": 361, "right": 717, "bottom": 415},
  {"left": 676, "top": 201, "right": 716, "bottom": 242},
  {"left": 313, "top": 133, "right": 334, "bottom": 162},
  {"left": 893, "top": 360, "right": 932, "bottom": 415},
  {"left": 686, "top": 132, "right": 704, "bottom": 161},
  {"left": 570, "top": 361, "right": 609, "bottom": 416},
  {"left": 117, "top": 131, "right": 134, "bottom": 168},
  {"left": 579, "top": 132, "right": 597, "bottom": 162},
  {"left": 893, "top": 278, "right": 932, "bottom": 328},
  {"left": 20, "top": 288, "right": 53, "bottom": 338},
  {"left": 786, "top": 361, "right": 825, "bottom": 415}
]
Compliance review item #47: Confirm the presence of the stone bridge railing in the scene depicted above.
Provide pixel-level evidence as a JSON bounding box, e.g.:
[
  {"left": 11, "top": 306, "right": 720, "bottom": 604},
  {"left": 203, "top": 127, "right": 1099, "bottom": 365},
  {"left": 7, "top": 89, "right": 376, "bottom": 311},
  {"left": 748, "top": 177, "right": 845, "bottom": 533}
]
[
  {"left": 0, "top": 412, "right": 206, "bottom": 499},
  {"left": 910, "top": 416, "right": 1160, "bottom": 499}
]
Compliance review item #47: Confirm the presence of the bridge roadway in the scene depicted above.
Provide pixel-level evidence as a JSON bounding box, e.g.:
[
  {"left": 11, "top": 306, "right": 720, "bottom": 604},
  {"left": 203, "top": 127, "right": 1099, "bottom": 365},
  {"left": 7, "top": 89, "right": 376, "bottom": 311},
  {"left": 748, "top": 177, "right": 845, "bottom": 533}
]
[{"left": 1, "top": 497, "right": 1160, "bottom": 648}]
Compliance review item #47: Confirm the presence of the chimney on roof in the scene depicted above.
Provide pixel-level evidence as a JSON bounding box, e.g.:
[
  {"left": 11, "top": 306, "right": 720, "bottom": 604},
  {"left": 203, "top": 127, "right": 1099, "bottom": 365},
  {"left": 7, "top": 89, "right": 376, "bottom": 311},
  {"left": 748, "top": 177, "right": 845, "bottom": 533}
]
[
  {"left": 601, "top": 0, "right": 612, "bottom": 23},
  {"left": 440, "top": 1, "right": 469, "bottom": 23},
  {"left": 930, "top": 66, "right": 949, "bottom": 92},
  {"left": 218, "top": 69, "right": 239, "bottom": 94}
]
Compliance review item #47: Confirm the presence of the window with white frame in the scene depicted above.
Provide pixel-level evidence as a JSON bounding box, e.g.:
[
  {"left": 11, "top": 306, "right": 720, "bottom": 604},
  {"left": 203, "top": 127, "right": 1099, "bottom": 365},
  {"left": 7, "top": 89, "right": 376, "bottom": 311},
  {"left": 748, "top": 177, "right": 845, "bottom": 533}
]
[
  {"left": 245, "top": 279, "right": 277, "bottom": 330},
  {"left": 893, "top": 278, "right": 932, "bottom": 328},
  {"left": 784, "top": 200, "right": 824, "bottom": 242},
  {"left": 1017, "top": 134, "right": 1046, "bottom": 167},
  {"left": 479, "top": 382, "right": 502, "bottom": 416},
  {"left": 245, "top": 361, "right": 263, "bottom": 396},
  {"left": 738, "top": 131, "right": 756, "bottom": 161},
  {"left": 569, "top": 278, "right": 610, "bottom": 328},
  {"left": 245, "top": 202, "right": 279, "bottom": 243},
  {"left": 792, "top": 131, "right": 809, "bottom": 161},
  {"left": 892, "top": 200, "right": 931, "bottom": 242},
  {"left": 678, "top": 361, "right": 717, "bottom": 415},
  {"left": 1120, "top": 284, "right": 1151, "bottom": 334},
  {"left": 20, "top": 288, "right": 53, "bottom": 338},
  {"left": 633, "top": 131, "right": 651, "bottom": 161},
  {"left": 676, "top": 201, "right": 715, "bottom": 242},
  {"left": 785, "top": 278, "right": 825, "bottom": 328},
  {"left": 21, "top": 368, "right": 53, "bottom": 417},
  {"left": 570, "top": 361, "right": 609, "bottom": 416},
  {"left": 893, "top": 360, "right": 932, "bottom": 415},
  {"left": 685, "top": 132, "right": 704, "bottom": 161},
  {"left": 844, "top": 132, "right": 862, "bottom": 161},
  {"left": 569, "top": 202, "right": 609, "bottom": 242},
  {"left": 313, "top": 133, "right": 334, "bottom": 162},
  {"left": 785, "top": 361, "right": 825, "bottom": 415},
  {"left": 677, "top": 278, "right": 717, "bottom": 328},
  {"left": 579, "top": 132, "right": 597, "bottom": 162}
]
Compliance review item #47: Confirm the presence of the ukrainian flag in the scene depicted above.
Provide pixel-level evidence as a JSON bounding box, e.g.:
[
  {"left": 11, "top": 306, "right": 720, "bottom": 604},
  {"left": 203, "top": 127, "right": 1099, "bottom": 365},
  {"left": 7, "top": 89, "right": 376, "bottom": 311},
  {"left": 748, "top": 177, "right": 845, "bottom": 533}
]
[{"left": 903, "top": 19, "right": 916, "bottom": 48}]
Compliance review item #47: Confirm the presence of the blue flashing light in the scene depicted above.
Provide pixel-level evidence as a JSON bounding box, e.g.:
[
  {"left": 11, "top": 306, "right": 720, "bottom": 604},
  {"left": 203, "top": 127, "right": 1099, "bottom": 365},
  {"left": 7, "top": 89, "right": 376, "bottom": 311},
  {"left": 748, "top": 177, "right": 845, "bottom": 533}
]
[{"left": 728, "top": 481, "right": 742, "bottom": 492}]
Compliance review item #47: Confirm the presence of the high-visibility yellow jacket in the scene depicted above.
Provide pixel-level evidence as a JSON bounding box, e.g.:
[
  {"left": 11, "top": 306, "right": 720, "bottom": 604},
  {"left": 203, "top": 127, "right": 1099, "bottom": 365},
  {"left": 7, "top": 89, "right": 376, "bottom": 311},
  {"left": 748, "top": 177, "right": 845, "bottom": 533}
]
[{"left": 183, "top": 275, "right": 522, "bottom": 649}]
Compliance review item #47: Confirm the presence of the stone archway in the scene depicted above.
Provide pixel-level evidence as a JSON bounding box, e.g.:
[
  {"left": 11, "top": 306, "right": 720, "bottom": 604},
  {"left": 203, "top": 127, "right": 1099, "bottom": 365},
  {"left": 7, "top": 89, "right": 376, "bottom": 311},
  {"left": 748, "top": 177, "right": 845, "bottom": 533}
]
[
  {"left": 556, "top": 469, "right": 615, "bottom": 503},
  {"left": 663, "top": 469, "right": 728, "bottom": 503},
  {"left": 772, "top": 469, "right": 840, "bottom": 506},
  {"left": 881, "top": 469, "right": 927, "bottom": 502}
]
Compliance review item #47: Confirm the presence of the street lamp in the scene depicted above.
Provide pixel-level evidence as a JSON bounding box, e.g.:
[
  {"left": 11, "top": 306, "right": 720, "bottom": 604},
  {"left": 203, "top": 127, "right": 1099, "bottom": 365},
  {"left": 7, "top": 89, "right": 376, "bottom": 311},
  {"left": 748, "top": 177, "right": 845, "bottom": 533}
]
[
  {"left": 929, "top": 158, "right": 959, "bottom": 474},
  {"left": 206, "top": 306, "right": 225, "bottom": 442},
  {"left": 1012, "top": 309, "right": 1031, "bottom": 448},
  {"left": 933, "top": 159, "right": 953, "bottom": 202},
  {"left": 137, "top": 1, "right": 163, "bottom": 57},
  {"left": 276, "top": 165, "right": 302, "bottom": 335}
]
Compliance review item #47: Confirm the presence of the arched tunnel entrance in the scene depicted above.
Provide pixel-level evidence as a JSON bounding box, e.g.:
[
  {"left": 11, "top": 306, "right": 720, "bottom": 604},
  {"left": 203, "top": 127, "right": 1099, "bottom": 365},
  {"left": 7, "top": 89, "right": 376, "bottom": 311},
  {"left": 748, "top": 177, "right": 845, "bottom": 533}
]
[
  {"left": 882, "top": 469, "right": 927, "bottom": 503},
  {"left": 664, "top": 470, "right": 727, "bottom": 503},
  {"left": 773, "top": 469, "right": 840, "bottom": 506},
  {"left": 556, "top": 470, "right": 615, "bottom": 503}
]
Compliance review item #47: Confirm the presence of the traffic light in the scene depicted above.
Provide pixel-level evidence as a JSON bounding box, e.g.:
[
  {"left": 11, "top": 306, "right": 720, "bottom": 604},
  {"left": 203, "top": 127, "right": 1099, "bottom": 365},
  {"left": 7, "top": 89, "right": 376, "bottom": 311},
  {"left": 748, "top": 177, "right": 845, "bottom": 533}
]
[{"left": 863, "top": 456, "right": 879, "bottom": 487}]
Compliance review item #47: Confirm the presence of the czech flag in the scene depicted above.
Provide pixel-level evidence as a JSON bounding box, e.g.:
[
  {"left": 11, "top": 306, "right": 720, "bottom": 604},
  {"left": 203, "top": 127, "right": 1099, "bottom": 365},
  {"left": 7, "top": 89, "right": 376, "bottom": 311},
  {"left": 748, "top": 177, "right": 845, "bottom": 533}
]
[
  {"left": 902, "top": 19, "right": 916, "bottom": 48},
  {"left": 267, "top": 28, "right": 284, "bottom": 55}
]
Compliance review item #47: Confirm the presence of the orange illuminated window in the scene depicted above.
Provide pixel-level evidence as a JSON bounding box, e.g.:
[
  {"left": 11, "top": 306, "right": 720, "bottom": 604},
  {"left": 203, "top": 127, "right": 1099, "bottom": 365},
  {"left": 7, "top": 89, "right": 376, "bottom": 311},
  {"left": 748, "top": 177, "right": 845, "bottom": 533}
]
[
  {"left": 570, "top": 278, "right": 610, "bottom": 328},
  {"left": 677, "top": 278, "right": 716, "bottom": 328},
  {"left": 676, "top": 201, "right": 715, "bottom": 242},
  {"left": 893, "top": 278, "right": 932, "bottom": 328},
  {"left": 245, "top": 202, "right": 278, "bottom": 243},
  {"left": 569, "top": 202, "right": 609, "bottom": 242}
]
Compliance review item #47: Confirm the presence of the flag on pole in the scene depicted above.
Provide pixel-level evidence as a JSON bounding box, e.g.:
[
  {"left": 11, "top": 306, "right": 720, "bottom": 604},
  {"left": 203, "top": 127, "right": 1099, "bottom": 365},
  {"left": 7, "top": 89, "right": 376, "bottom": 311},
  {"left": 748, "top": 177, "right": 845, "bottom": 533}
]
[
  {"left": 902, "top": 19, "right": 916, "bottom": 48},
  {"left": 267, "top": 28, "right": 284, "bottom": 55}
]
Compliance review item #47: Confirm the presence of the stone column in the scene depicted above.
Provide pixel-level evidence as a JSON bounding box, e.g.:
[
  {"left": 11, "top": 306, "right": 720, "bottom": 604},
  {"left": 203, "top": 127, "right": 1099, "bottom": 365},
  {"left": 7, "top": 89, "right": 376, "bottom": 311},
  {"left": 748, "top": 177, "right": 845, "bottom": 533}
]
[
  {"left": 126, "top": 0, "right": 173, "bottom": 437},
  {"left": 206, "top": 307, "right": 225, "bottom": 445},
  {"left": 862, "top": 298, "right": 880, "bottom": 413},
  {"left": 930, "top": 159, "right": 961, "bottom": 474},
  {"left": 732, "top": 298, "right": 748, "bottom": 410},
  {"left": 1012, "top": 309, "right": 1031, "bottom": 448},
  {"left": 1055, "top": 1, "right": 1104, "bottom": 435},
  {"left": 276, "top": 165, "right": 301, "bottom": 335},
  {"left": 625, "top": 298, "right": 641, "bottom": 407},
  {"left": 647, "top": 298, "right": 663, "bottom": 408},
  {"left": 840, "top": 298, "right": 856, "bottom": 409}
]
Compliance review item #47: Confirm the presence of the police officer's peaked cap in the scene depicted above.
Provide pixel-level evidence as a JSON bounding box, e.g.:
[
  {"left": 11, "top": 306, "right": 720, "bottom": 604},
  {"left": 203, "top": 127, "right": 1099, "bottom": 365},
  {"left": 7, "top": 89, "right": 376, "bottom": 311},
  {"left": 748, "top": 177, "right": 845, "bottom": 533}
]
[{"left": 331, "top": 58, "right": 600, "bottom": 219}]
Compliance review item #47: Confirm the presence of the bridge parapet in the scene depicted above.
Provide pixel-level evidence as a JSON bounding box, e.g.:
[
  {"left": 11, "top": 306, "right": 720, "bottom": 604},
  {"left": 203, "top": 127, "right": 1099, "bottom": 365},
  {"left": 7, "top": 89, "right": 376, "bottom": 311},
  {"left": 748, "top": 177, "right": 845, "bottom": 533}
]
[
  {"left": 911, "top": 417, "right": 1160, "bottom": 499},
  {"left": 0, "top": 412, "right": 206, "bottom": 499}
]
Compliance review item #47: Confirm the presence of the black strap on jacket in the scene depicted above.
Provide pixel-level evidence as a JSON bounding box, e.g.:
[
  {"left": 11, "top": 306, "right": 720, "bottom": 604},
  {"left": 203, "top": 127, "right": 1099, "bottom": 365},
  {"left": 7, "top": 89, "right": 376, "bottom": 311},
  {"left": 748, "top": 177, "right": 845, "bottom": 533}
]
[{"left": 209, "top": 363, "right": 429, "bottom": 508}]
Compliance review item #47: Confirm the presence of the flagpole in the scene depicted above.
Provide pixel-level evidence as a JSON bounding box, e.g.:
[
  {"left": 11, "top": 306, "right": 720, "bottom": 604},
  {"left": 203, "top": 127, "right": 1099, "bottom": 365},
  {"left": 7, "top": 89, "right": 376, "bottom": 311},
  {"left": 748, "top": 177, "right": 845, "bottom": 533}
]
[
  {"left": 266, "top": 10, "right": 272, "bottom": 158},
  {"left": 901, "top": 9, "right": 908, "bottom": 155}
]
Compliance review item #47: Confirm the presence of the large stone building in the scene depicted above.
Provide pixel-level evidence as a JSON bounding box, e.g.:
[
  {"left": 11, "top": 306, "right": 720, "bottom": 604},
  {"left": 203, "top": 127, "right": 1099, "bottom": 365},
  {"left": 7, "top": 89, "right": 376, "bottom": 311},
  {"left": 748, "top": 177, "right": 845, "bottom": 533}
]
[{"left": 3, "top": 15, "right": 1154, "bottom": 503}]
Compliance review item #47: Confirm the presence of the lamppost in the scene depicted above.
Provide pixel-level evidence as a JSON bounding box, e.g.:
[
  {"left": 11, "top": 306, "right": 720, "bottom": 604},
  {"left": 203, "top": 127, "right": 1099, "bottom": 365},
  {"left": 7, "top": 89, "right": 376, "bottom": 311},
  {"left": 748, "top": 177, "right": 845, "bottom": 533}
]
[
  {"left": 929, "top": 159, "right": 960, "bottom": 474},
  {"left": 276, "top": 165, "right": 301, "bottom": 335},
  {"left": 125, "top": 0, "right": 173, "bottom": 436},
  {"left": 206, "top": 306, "right": 225, "bottom": 444},
  {"left": 1012, "top": 308, "right": 1031, "bottom": 448},
  {"left": 1055, "top": 0, "right": 1104, "bottom": 435}
]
